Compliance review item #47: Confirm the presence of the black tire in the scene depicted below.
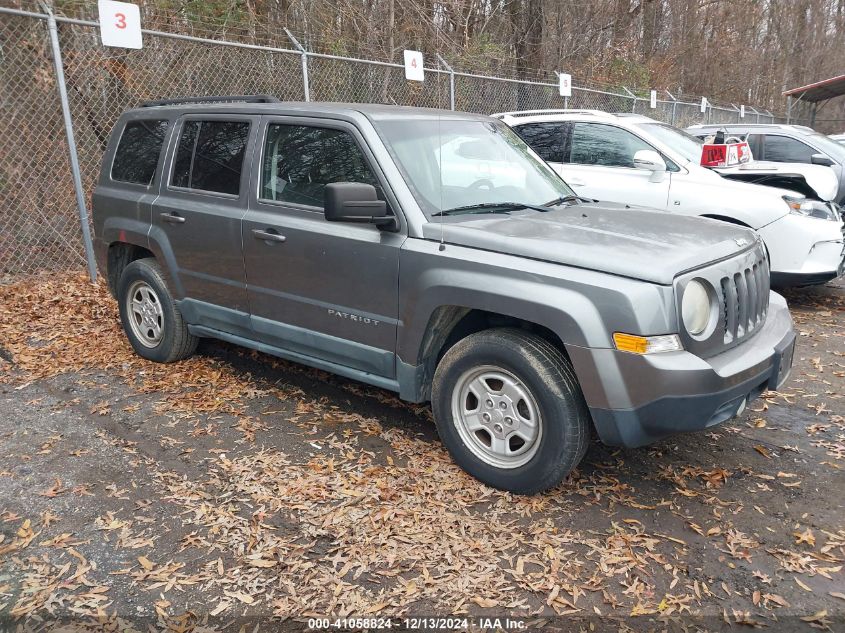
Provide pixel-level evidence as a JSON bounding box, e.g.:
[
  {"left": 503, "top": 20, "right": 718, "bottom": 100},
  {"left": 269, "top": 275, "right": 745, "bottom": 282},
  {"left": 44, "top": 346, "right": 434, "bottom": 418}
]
[
  {"left": 117, "top": 258, "right": 198, "bottom": 363},
  {"left": 432, "top": 328, "right": 591, "bottom": 494}
]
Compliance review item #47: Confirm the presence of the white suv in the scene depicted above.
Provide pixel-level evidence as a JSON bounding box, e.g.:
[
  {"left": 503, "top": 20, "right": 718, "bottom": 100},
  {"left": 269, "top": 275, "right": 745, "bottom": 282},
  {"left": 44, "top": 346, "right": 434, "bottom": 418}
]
[{"left": 494, "top": 110, "right": 844, "bottom": 286}]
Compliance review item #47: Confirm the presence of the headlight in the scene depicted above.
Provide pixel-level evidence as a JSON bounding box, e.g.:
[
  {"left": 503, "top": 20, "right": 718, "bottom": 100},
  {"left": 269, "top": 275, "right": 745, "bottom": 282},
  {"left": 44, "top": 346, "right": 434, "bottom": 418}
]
[
  {"left": 783, "top": 196, "right": 839, "bottom": 221},
  {"left": 682, "top": 279, "right": 712, "bottom": 336}
]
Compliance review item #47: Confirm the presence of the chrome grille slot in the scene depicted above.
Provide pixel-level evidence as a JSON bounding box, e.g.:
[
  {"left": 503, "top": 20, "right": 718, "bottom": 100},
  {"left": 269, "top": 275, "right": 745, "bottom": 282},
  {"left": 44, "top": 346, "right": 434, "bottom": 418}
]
[
  {"left": 735, "top": 272, "right": 747, "bottom": 338},
  {"left": 745, "top": 268, "right": 757, "bottom": 330}
]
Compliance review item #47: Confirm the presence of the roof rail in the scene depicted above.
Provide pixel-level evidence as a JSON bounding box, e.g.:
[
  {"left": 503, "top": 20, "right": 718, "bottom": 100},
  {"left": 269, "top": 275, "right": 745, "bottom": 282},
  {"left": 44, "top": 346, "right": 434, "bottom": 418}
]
[
  {"left": 493, "top": 109, "right": 612, "bottom": 119},
  {"left": 140, "top": 95, "right": 281, "bottom": 107}
]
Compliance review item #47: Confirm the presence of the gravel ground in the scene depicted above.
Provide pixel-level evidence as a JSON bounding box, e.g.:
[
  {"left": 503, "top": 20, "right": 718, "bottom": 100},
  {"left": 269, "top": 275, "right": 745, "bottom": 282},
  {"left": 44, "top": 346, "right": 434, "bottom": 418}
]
[{"left": 0, "top": 273, "right": 843, "bottom": 632}]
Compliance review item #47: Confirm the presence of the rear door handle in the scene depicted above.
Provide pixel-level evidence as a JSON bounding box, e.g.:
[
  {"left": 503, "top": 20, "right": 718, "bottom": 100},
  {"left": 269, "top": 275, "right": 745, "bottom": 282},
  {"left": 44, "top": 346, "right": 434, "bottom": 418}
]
[
  {"left": 160, "top": 212, "right": 186, "bottom": 224},
  {"left": 252, "top": 228, "right": 286, "bottom": 243}
]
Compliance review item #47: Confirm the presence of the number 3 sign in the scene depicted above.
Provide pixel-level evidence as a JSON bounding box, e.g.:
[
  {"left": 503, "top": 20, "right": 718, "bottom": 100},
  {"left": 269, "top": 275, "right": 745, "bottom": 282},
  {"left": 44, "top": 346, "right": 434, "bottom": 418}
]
[{"left": 98, "top": 1, "right": 143, "bottom": 49}]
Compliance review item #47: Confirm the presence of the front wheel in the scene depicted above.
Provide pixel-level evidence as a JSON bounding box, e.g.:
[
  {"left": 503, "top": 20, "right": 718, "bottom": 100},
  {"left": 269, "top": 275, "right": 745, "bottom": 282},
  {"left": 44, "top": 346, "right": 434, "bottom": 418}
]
[{"left": 432, "top": 328, "right": 591, "bottom": 494}]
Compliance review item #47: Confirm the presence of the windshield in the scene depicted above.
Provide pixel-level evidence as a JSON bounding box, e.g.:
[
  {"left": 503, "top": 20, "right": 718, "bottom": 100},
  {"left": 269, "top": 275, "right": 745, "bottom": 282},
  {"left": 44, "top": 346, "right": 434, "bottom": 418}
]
[
  {"left": 372, "top": 118, "right": 574, "bottom": 217},
  {"left": 638, "top": 122, "right": 703, "bottom": 163}
]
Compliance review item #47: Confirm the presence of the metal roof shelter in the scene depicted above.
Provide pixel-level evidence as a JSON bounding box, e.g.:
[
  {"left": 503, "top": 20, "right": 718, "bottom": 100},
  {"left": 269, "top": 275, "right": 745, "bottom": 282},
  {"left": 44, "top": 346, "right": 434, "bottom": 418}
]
[{"left": 783, "top": 74, "right": 845, "bottom": 126}]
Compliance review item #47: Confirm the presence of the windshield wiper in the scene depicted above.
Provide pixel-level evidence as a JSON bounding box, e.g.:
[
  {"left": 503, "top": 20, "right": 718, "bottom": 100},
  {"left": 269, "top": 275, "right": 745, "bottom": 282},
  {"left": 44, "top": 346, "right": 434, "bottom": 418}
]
[
  {"left": 433, "top": 202, "right": 552, "bottom": 217},
  {"left": 543, "top": 194, "right": 594, "bottom": 206}
]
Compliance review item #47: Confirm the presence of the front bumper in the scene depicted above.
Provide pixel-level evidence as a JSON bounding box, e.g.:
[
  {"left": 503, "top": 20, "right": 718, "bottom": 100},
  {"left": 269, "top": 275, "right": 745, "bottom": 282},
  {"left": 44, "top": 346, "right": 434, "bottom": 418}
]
[
  {"left": 758, "top": 214, "right": 844, "bottom": 287},
  {"left": 569, "top": 292, "right": 795, "bottom": 448}
]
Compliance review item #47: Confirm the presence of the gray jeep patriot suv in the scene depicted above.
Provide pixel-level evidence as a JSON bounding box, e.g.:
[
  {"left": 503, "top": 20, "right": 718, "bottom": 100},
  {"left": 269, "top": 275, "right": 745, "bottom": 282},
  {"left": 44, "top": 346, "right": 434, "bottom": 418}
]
[{"left": 92, "top": 96, "right": 796, "bottom": 494}]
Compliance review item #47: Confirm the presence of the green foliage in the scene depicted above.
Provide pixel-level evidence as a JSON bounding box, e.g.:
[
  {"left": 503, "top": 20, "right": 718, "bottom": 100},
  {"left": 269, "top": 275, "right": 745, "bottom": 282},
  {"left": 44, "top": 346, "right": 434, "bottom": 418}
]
[
  {"left": 607, "top": 58, "right": 651, "bottom": 95},
  {"left": 151, "top": 0, "right": 251, "bottom": 27},
  {"left": 448, "top": 34, "right": 509, "bottom": 75}
]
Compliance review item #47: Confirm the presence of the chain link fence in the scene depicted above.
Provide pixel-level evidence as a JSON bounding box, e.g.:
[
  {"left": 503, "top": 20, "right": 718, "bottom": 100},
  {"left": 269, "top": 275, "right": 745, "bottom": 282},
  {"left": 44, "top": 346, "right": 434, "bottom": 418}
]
[{"left": 0, "top": 5, "right": 801, "bottom": 279}]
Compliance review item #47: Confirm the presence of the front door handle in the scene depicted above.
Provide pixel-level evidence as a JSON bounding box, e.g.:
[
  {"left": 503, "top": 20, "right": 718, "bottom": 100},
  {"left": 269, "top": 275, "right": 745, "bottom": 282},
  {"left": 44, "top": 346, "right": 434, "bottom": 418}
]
[
  {"left": 160, "top": 212, "right": 186, "bottom": 224},
  {"left": 252, "top": 228, "right": 287, "bottom": 243}
]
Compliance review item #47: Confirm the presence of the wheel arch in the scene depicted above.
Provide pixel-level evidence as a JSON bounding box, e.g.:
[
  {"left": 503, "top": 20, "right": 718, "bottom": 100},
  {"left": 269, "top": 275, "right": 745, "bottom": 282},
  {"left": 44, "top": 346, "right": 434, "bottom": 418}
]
[
  {"left": 106, "top": 241, "right": 154, "bottom": 297},
  {"left": 699, "top": 213, "right": 752, "bottom": 228},
  {"left": 700, "top": 214, "right": 771, "bottom": 261},
  {"left": 401, "top": 304, "right": 580, "bottom": 403}
]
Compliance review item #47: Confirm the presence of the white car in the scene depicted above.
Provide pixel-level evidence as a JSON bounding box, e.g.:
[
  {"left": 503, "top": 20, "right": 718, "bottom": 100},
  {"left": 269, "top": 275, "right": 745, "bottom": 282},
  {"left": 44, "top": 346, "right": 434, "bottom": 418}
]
[
  {"left": 715, "top": 160, "right": 839, "bottom": 204},
  {"left": 831, "top": 133, "right": 845, "bottom": 146},
  {"left": 493, "top": 110, "right": 844, "bottom": 286}
]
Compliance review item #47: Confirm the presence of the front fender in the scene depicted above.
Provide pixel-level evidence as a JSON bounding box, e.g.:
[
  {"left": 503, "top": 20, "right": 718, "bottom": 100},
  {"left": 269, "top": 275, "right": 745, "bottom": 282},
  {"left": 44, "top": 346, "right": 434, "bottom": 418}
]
[
  {"left": 675, "top": 175, "right": 790, "bottom": 229},
  {"left": 396, "top": 239, "right": 676, "bottom": 400}
]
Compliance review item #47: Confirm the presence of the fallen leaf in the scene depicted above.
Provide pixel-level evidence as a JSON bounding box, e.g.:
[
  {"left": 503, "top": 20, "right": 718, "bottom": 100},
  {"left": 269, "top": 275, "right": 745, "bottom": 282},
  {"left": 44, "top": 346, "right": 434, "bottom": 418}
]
[
  {"left": 795, "top": 577, "right": 813, "bottom": 592},
  {"left": 753, "top": 445, "right": 772, "bottom": 459},
  {"left": 794, "top": 528, "right": 816, "bottom": 547}
]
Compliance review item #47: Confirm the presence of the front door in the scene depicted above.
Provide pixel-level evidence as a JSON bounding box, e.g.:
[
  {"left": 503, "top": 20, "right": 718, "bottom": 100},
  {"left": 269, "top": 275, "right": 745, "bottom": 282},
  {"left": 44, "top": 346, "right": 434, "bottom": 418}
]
[
  {"left": 242, "top": 117, "right": 403, "bottom": 379},
  {"left": 152, "top": 115, "right": 258, "bottom": 337},
  {"left": 558, "top": 122, "right": 672, "bottom": 209}
]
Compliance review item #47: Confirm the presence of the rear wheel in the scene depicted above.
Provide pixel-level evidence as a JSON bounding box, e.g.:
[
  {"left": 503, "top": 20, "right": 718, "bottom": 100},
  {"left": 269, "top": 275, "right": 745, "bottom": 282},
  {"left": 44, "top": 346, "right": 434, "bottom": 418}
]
[
  {"left": 117, "top": 258, "right": 198, "bottom": 363},
  {"left": 432, "top": 328, "right": 591, "bottom": 494}
]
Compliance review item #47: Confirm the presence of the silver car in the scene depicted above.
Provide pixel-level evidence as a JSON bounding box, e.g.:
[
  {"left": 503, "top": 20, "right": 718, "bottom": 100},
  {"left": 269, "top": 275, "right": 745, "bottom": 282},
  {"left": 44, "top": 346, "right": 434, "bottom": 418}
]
[{"left": 687, "top": 123, "right": 845, "bottom": 205}]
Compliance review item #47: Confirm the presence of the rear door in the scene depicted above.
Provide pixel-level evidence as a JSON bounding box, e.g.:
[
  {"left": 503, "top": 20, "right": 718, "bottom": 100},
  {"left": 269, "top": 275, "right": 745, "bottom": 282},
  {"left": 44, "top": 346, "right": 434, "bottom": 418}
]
[
  {"left": 152, "top": 114, "right": 258, "bottom": 337},
  {"left": 241, "top": 117, "right": 403, "bottom": 380}
]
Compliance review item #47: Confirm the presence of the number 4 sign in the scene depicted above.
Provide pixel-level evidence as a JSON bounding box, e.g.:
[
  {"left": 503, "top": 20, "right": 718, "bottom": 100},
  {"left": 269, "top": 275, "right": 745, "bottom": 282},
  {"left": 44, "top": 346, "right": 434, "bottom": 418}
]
[
  {"left": 404, "top": 50, "right": 424, "bottom": 82},
  {"left": 98, "top": 1, "right": 142, "bottom": 49}
]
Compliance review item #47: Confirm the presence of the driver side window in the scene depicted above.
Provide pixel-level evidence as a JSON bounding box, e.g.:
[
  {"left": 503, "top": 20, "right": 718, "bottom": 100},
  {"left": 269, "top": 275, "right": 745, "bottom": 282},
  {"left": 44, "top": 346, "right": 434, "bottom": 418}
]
[
  {"left": 260, "top": 124, "right": 379, "bottom": 208},
  {"left": 567, "top": 123, "right": 653, "bottom": 168}
]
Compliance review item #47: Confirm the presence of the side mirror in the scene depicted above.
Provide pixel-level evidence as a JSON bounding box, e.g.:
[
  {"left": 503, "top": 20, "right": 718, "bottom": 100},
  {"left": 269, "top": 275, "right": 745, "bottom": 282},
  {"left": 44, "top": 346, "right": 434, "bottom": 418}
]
[
  {"left": 324, "top": 182, "right": 395, "bottom": 228},
  {"left": 633, "top": 149, "right": 667, "bottom": 183},
  {"left": 811, "top": 153, "right": 834, "bottom": 167},
  {"left": 633, "top": 149, "right": 667, "bottom": 172}
]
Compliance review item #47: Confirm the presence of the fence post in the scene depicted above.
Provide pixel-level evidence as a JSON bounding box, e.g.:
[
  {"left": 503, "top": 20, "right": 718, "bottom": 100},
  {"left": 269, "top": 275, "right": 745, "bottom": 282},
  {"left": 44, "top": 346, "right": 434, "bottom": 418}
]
[
  {"left": 665, "top": 90, "right": 677, "bottom": 126},
  {"left": 730, "top": 103, "right": 740, "bottom": 123},
  {"left": 622, "top": 86, "right": 637, "bottom": 113},
  {"left": 436, "top": 54, "right": 455, "bottom": 111},
  {"left": 284, "top": 28, "right": 310, "bottom": 102},
  {"left": 42, "top": 3, "right": 97, "bottom": 282}
]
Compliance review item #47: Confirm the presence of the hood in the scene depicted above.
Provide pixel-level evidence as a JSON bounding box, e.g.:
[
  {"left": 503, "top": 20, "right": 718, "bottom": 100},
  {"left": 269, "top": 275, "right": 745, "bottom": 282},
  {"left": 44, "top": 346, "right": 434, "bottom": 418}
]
[
  {"left": 715, "top": 161, "right": 838, "bottom": 201},
  {"left": 422, "top": 202, "right": 757, "bottom": 285}
]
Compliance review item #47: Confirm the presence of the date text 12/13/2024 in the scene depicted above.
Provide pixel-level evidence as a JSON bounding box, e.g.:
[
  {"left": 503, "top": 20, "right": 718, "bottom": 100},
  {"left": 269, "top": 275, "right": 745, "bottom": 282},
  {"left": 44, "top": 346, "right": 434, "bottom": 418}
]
[{"left": 308, "top": 617, "right": 527, "bottom": 630}]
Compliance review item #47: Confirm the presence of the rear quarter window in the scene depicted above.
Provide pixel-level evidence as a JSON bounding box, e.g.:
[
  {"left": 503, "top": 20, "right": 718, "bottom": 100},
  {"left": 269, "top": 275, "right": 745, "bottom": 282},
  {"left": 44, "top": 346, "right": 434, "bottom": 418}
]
[{"left": 111, "top": 119, "right": 169, "bottom": 185}]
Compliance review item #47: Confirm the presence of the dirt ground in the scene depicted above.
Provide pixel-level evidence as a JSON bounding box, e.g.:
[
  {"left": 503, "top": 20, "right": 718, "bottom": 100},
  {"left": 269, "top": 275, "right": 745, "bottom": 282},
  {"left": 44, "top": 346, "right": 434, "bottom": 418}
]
[{"left": 0, "top": 273, "right": 843, "bottom": 632}]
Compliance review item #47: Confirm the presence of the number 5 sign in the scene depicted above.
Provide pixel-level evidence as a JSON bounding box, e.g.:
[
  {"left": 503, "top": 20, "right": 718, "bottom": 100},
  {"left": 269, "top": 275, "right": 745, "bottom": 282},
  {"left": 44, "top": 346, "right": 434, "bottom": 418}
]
[
  {"left": 558, "top": 73, "right": 572, "bottom": 97},
  {"left": 98, "top": 1, "right": 142, "bottom": 49}
]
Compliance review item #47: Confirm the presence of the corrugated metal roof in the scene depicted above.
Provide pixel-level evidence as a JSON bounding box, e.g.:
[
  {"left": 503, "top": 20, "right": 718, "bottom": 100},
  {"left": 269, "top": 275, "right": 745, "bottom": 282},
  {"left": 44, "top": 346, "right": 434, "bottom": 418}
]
[{"left": 783, "top": 74, "right": 845, "bottom": 102}]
